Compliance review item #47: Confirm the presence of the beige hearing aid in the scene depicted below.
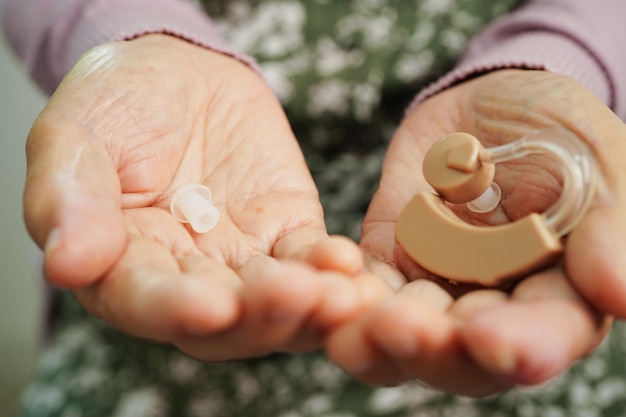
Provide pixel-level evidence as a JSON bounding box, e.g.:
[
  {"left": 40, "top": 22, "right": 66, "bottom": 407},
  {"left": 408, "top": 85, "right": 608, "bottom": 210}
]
[{"left": 395, "top": 129, "right": 600, "bottom": 287}]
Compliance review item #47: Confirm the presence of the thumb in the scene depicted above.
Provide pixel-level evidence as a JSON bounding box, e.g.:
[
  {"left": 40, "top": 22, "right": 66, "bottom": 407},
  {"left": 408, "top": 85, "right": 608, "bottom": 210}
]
[
  {"left": 24, "top": 115, "right": 126, "bottom": 289},
  {"left": 565, "top": 106, "right": 626, "bottom": 319},
  {"left": 567, "top": 202, "right": 626, "bottom": 319}
]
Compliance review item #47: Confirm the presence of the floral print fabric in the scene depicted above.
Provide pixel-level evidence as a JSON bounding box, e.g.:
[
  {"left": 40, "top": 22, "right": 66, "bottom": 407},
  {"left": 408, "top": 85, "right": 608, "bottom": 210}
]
[{"left": 16, "top": 1, "right": 626, "bottom": 416}]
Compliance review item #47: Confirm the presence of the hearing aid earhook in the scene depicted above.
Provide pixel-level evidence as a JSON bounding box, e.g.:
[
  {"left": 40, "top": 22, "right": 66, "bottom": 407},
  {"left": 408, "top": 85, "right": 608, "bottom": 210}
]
[{"left": 395, "top": 129, "right": 599, "bottom": 287}]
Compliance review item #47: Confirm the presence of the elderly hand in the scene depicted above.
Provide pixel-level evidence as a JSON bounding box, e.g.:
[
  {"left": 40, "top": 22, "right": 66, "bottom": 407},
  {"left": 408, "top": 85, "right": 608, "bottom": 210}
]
[
  {"left": 327, "top": 70, "right": 623, "bottom": 395},
  {"left": 24, "top": 34, "right": 386, "bottom": 361}
]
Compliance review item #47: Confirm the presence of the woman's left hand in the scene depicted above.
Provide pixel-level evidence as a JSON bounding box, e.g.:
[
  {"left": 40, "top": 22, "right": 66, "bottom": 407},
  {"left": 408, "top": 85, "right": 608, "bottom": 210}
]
[{"left": 326, "top": 70, "right": 624, "bottom": 396}]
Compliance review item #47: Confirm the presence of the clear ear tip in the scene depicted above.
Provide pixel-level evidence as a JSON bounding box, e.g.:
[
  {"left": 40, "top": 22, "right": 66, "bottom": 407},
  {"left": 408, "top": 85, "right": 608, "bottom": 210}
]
[
  {"left": 170, "top": 184, "right": 220, "bottom": 233},
  {"left": 466, "top": 182, "right": 501, "bottom": 213}
]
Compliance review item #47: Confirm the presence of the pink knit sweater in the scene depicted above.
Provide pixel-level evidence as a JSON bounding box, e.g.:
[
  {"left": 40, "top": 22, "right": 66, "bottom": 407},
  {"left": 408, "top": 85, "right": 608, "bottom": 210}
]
[{"left": 3, "top": 0, "right": 626, "bottom": 119}]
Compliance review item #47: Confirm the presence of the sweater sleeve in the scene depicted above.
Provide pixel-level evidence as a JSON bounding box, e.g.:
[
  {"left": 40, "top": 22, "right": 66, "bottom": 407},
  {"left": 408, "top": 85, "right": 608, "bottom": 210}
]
[
  {"left": 1, "top": 0, "right": 257, "bottom": 95},
  {"left": 412, "top": 0, "right": 626, "bottom": 120}
]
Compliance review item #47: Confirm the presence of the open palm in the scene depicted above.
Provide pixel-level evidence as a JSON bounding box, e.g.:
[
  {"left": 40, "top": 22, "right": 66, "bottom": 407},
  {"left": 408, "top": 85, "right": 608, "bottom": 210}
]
[
  {"left": 24, "top": 35, "right": 378, "bottom": 360},
  {"left": 328, "top": 70, "right": 626, "bottom": 395}
]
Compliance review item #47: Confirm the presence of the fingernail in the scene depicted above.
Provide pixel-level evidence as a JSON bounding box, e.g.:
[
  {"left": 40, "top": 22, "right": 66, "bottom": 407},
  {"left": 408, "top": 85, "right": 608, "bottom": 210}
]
[{"left": 45, "top": 228, "right": 62, "bottom": 255}]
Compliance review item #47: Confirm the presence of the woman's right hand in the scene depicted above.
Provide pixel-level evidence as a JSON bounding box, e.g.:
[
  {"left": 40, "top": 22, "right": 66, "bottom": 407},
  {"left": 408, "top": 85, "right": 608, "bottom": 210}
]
[{"left": 24, "top": 34, "right": 387, "bottom": 360}]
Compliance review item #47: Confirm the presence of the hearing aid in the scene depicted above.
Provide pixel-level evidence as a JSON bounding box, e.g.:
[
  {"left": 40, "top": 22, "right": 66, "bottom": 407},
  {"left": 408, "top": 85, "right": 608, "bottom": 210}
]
[{"left": 395, "top": 129, "right": 600, "bottom": 287}]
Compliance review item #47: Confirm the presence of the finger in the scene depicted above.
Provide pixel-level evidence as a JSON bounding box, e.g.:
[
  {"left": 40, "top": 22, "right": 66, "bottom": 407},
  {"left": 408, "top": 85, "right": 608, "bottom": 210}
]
[
  {"left": 567, "top": 206, "right": 626, "bottom": 318},
  {"left": 309, "top": 272, "right": 394, "bottom": 356},
  {"left": 24, "top": 116, "right": 126, "bottom": 288},
  {"left": 176, "top": 257, "right": 325, "bottom": 360},
  {"left": 273, "top": 226, "right": 365, "bottom": 275},
  {"left": 177, "top": 255, "right": 242, "bottom": 290},
  {"left": 449, "top": 290, "right": 508, "bottom": 320},
  {"left": 74, "top": 234, "right": 242, "bottom": 342},
  {"left": 352, "top": 270, "right": 397, "bottom": 309},
  {"left": 364, "top": 281, "right": 453, "bottom": 376},
  {"left": 330, "top": 281, "right": 512, "bottom": 396},
  {"left": 327, "top": 314, "right": 406, "bottom": 385},
  {"left": 461, "top": 268, "right": 608, "bottom": 385},
  {"left": 363, "top": 255, "right": 407, "bottom": 291},
  {"left": 512, "top": 266, "right": 611, "bottom": 350},
  {"left": 557, "top": 102, "right": 626, "bottom": 318},
  {"left": 281, "top": 269, "right": 368, "bottom": 353}
]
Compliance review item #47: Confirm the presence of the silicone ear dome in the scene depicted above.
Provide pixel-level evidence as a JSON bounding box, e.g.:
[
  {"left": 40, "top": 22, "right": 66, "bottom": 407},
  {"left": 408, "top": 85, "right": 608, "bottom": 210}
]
[{"left": 170, "top": 184, "right": 220, "bottom": 233}]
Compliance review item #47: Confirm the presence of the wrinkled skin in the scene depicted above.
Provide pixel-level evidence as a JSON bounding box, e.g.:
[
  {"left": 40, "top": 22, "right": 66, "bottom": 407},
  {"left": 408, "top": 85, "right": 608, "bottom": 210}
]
[
  {"left": 24, "top": 34, "right": 389, "bottom": 360},
  {"left": 23, "top": 33, "right": 626, "bottom": 397},
  {"left": 327, "top": 70, "right": 626, "bottom": 395}
]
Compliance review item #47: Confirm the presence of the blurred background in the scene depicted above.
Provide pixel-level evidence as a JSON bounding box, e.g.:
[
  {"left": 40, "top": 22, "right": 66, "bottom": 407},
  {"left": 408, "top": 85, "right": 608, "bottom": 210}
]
[{"left": 0, "top": 33, "right": 47, "bottom": 416}]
